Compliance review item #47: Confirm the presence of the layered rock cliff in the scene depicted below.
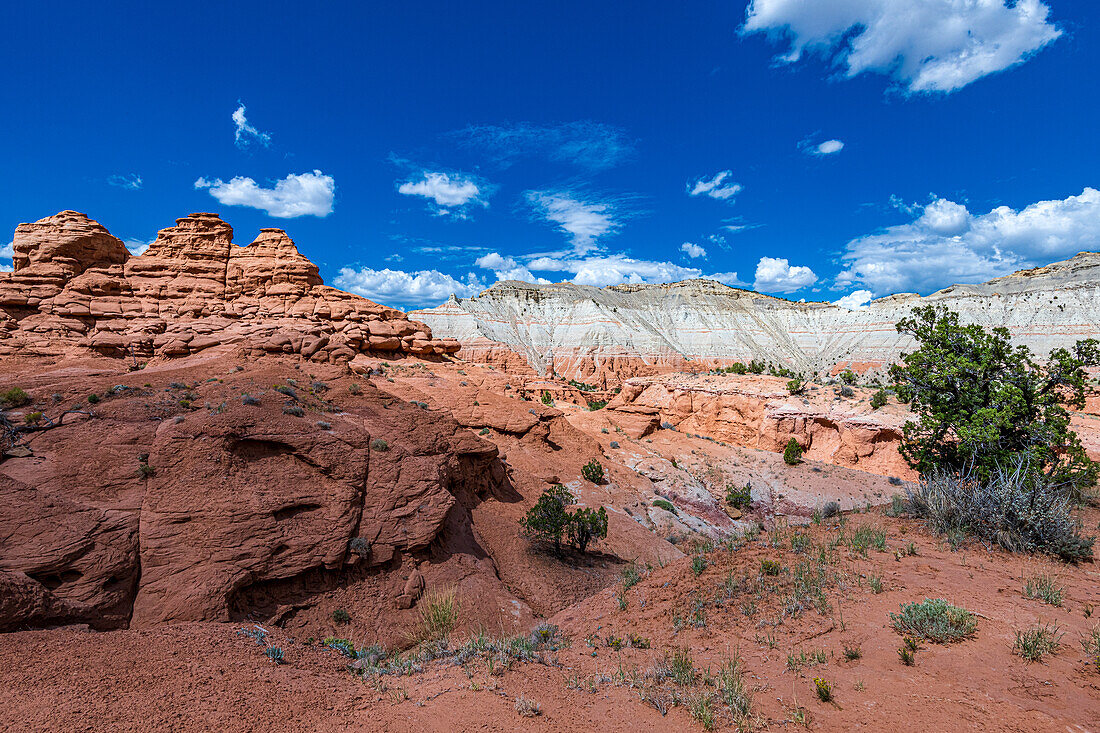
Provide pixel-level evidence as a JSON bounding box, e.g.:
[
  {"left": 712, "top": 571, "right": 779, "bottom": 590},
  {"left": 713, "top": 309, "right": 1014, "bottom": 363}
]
[
  {"left": 0, "top": 211, "right": 460, "bottom": 362},
  {"left": 411, "top": 253, "right": 1100, "bottom": 381}
]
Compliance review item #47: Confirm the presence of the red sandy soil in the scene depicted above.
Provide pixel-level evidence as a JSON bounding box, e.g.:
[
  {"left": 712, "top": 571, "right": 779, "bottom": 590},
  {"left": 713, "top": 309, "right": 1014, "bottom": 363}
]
[{"left": 2, "top": 509, "right": 1099, "bottom": 731}]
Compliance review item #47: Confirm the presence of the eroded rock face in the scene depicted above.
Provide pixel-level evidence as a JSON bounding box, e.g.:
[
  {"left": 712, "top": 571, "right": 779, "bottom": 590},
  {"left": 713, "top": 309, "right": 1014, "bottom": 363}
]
[
  {"left": 607, "top": 373, "right": 915, "bottom": 479},
  {"left": 0, "top": 211, "right": 460, "bottom": 362},
  {"left": 412, "top": 254, "right": 1100, "bottom": 382},
  {"left": 0, "top": 360, "right": 505, "bottom": 631}
]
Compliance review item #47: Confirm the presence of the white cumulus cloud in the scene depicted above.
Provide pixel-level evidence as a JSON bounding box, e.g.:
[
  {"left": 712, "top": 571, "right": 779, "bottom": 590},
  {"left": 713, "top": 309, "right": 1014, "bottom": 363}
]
[
  {"left": 836, "top": 188, "right": 1100, "bottom": 295},
  {"left": 233, "top": 102, "right": 271, "bottom": 149},
  {"left": 833, "top": 290, "right": 874, "bottom": 310},
  {"left": 687, "top": 171, "right": 742, "bottom": 201},
  {"left": 743, "top": 0, "right": 1062, "bottom": 94},
  {"left": 334, "top": 266, "right": 484, "bottom": 309},
  {"left": 398, "top": 171, "right": 489, "bottom": 219},
  {"left": 680, "top": 242, "right": 707, "bottom": 259},
  {"left": 754, "top": 256, "right": 818, "bottom": 294},
  {"left": 474, "top": 252, "right": 550, "bottom": 284},
  {"left": 0, "top": 241, "right": 13, "bottom": 259},
  {"left": 474, "top": 251, "right": 744, "bottom": 289},
  {"left": 194, "top": 170, "right": 334, "bottom": 218}
]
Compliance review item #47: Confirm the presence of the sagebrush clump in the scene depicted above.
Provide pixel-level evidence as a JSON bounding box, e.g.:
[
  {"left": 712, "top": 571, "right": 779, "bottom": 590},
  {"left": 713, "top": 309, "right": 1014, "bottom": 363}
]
[{"left": 890, "top": 598, "right": 976, "bottom": 643}]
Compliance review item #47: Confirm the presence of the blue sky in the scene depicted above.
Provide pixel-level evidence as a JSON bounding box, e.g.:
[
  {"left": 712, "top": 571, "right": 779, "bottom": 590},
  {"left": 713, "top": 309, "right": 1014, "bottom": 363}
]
[{"left": 2, "top": 1, "right": 1099, "bottom": 310}]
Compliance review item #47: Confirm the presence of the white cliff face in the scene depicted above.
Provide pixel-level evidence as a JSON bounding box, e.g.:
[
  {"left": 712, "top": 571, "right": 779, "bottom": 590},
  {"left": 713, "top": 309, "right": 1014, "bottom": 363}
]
[{"left": 411, "top": 252, "right": 1100, "bottom": 379}]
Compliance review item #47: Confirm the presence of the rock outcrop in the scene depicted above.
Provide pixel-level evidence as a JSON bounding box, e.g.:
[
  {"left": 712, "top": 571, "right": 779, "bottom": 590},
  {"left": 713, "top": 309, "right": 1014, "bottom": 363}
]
[
  {"left": 0, "top": 364, "right": 506, "bottom": 631},
  {"left": 0, "top": 211, "right": 460, "bottom": 362},
  {"left": 606, "top": 373, "right": 915, "bottom": 479},
  {"left": 411, "top": 254, "right": 1100, "bottom": 381}
]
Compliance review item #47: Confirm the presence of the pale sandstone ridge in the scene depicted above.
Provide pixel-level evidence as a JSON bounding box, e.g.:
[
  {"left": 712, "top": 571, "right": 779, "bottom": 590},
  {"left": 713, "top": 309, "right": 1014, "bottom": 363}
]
[
  {"left": 411, "top": 254, "right": 1100, "bottom": 381},
  {"left": 0, "top": 211, "right": 460, "bottom": 361}
]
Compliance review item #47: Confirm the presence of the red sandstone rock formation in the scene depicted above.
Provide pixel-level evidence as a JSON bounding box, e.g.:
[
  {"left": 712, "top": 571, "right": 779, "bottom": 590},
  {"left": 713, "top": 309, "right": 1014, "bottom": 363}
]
[
  {"left": 0, "top": 211, "right": 460, "bottom": 362},
  {"left": 0, "top": 362, "right": 506, "bottom": 632}
]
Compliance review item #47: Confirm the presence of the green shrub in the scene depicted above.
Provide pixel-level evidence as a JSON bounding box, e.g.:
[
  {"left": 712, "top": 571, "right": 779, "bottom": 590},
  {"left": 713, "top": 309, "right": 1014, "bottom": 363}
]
[
  {"left": 748, "top": 360, "right": 765, "bottom": 375},
  {"left": 540, "top": 390, "right": 553, "bottom": 406},
  {"left": 581, "top": 458, "right": 605, "bottom": 484},
  {"left": 691, "top": 555, "right": 708, "bottom": 576},
  {"left": 371, "top": 438, "right": 389, "bottom": 452},
  {"left": 333, "top": 609, "right": 350, "bottom": 625},
  {"left": 890, "top": 305, "right": 1098, "bottom": 491},
  {"left": 520, "top": 485, "right": 607, "bottom": 555},
  {"left": 348, "top": 383, "right": 362, "bottom": 395},
  {"left": 727, "top": 362, "right": 747, "bottom": 375},
  {"left": 890, "top": 598, "right": 976, "bottom": 643},
  {"left": 0, "top": 387, "right": 30, "bottom": 408},
  {"left": 653, "top": 498, "right": 677, "bottom": 514},
  {"left": 726, "top": 482, "right": 752, "bottom": 509},
  {"left": 662, "top": 647, "right": 697, "bottom": 686},
  {"left": 87, "top": 393, "right": 100, "bottom": 404},
  {"left": 586, "top": 400, "right": 607, "bottom": 410},
  {"left": 839, "top": 370, "right": 857, "bottom": 385},
  {"left": 568, "top": 506, "right": 608, "bottom": 553},
  {"left": 264, "top": 647, "right": 285, "bottom": 664},
  {"left": 787, "top": 379, "right": 804, "bottom": 395},
  {"left": 415, "top": 588, "right": 459, "bottom": 642},
  {"left": 1082, "top": 626, "right": 1100, "bottom": 672},
  {"left": 1023, "top": 574, "right": 1064, "bottom": 606},
  {"left": 23, "top": 411, "right": 43, "bottom": 425},
  {"left": 870, "top": 389, "right": 888, "bottom": 409},
  {"left": 283, "top": 405, "right": 304, "bottom": 417},
  {"left": 760, "top": 558, "right": 782, "bottom": 576},
  {"left": 1013, "top": 623, "right": 1062, "bottom": 661},
  {"left": 783, "top": 438, "right": 803, "bottom": 465}
]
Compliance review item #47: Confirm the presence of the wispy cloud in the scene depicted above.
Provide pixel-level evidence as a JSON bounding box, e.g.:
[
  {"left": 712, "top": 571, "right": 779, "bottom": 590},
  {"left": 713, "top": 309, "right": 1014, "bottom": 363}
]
[
  {"left": 742, "top": 0, "right": 1062, "bottom": 94},
  {"left": 687, "top": 171, "right": 742, "bottom": 202},
  {"left": 123, "top": 238, "right": 153, "bottom": 256},
  {"left": 107, "top": 174, "right": 143, "bottom": 190},
  {"left": 524, "top": 189, "right": 624, "bottom": 255},
  {"left": 453, "top": 121, "right": 634, "bottom": 171},
  {"left": 232, "top": 102, "right": 271, "bottom": 149},
  {"left": 194, "top": 170, "right": 334, "bottom": 218}
]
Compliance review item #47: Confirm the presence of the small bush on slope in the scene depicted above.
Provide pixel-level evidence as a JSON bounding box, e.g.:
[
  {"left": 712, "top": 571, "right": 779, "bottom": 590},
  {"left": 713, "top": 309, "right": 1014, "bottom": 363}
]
[
  {"left": 890, "top": 598, "right": 976, "bottom": 643},
  {"left": 905, "top": 460, "right": 1094, "bottom": 562}
]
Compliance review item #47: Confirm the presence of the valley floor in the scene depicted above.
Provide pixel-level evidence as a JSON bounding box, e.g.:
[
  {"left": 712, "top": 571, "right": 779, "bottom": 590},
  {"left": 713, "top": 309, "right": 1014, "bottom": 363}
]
[{"left": 3, "top": 509, "right": 1099, "bottom": 732}]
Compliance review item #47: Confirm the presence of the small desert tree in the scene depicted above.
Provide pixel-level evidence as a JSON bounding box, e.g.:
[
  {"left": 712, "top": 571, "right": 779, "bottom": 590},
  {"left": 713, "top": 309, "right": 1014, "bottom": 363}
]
[
  {"left": 568, "top": 507, "right": 608, "bottom": 553},
  {"left": 890, "top": 305, "right": 1099, "bottom": 491},
  {"left": 520, "top": 484, "right": 573, "bottom": 555},
  {"left": 783, "top": 438, "right": 803, "bottom": 465},
  {"left": 521, "top": 485, "right": 608, "bottom": 556}
]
